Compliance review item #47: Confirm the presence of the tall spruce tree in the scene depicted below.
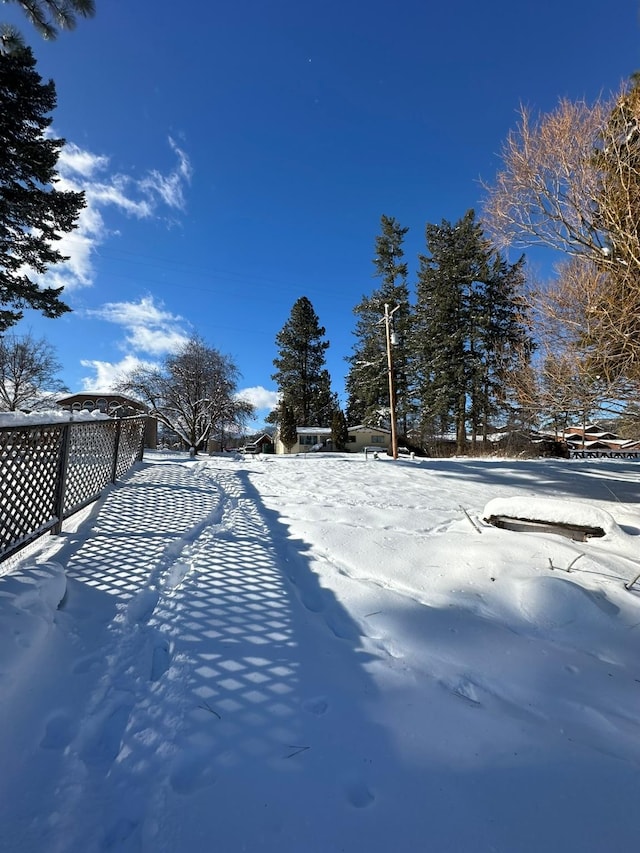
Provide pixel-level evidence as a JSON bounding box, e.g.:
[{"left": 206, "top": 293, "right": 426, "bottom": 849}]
[
  {"left": 345, "top": 215, "right": 412, "bottom": 430},
  {"left": 413, "top": 211, "right": 485, "bottom": 452},
  {"left": 0, "top": 46, "right": 85, "bottom": 331},
  {"left": 413, "top": 210, "right": 532, "bottom": 453},
  {"left": 475, "top": 252, "right": 532, "bottom": 437},
  {"left": 272, "top": 296, "right": 335, "bottom": 426}
]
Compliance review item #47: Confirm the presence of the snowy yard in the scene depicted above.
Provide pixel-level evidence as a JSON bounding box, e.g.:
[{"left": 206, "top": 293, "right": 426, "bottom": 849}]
[{"left": 1, "top": 451, "right": 639, "bottom": 852}]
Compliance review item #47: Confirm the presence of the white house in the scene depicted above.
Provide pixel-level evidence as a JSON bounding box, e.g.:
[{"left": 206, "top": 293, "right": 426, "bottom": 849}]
[
  {"left": 274, "top": 424, "right": 392, "bottom": 454},
  {"left": 274, "top": 426, "right": 333, "bottom": 454},
  {"left": 345, "top": 425, "right": 391, "bottom": 453}
]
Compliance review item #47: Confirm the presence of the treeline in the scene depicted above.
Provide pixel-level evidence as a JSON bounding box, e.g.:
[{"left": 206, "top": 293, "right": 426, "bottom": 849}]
[{"left": 271, "top": 210, "right": 535, "bottom": 455}]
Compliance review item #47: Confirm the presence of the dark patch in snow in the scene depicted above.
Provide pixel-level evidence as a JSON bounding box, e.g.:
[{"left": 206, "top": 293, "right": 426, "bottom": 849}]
[{"left": 486, "top": 515, "right": 605, "bottom": 541}]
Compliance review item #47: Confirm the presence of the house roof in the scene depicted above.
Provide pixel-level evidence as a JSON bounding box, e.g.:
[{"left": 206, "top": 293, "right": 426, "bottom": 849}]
[
  {"left": 347, "top": 425, "right": 391, "bottom": 434},
  {"left": 57, "top": 393, "right": 145, "bottom": 408},
  {"left": 296, "top": 427, "right": 332, "bottom": 436}
]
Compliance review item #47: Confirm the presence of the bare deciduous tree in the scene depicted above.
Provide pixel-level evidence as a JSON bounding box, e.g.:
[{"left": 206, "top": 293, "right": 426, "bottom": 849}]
[
  {"left": 0, "top": 331, "right": 67, "bottom": 410},
  {"left": 118, "top": 336, "right": 254, "bottom": 453},
  {"left": 484, "top": 98, "right": 610, "bottom": 258},
  {"left": 483, "top": 82, "right": 640, "bottom": 377},
  {"left": 523, "top": 261, "right": 640, "bottom": 430}
]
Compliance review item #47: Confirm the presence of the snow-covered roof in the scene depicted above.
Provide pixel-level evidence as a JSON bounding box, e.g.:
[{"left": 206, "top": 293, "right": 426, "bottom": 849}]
[
  {"left": 347, "top": 425, "right": 391, "bottom": 434},
  {"left": 296, "top": 427, "right": 332, "bottom": 436}
]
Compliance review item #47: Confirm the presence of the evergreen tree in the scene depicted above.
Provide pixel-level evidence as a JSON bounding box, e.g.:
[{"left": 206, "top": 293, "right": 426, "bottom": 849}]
[
  {"left": 278, "top": 398, "right": 298, "bottom": 452},
  {"left": 2, "top": 0, "right": 95, "bottom": 45},
  {"left": 0, "top": 46, "right": 85, "bottom": 331},
  {"left": 413, "top": 210, "right": 532, "bottom": 453},
  {"left": 345, "top": 215, "right": 412, "bottom": 430},
  {"left": 331, "top": 408, "right": 349, "bottom": 451},
  {"left": 475, "top": 252, "right": 532, "bottom": 436},
  {"left": 272, "top": 296, "right": 334, "bottom": 426},
  {"left": 413, "top": 211, "right": 486, "bottom": 452}
]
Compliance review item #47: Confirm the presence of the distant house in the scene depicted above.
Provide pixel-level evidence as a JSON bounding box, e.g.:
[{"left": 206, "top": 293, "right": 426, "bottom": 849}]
[
  {"left": 238, "top": 433, "right": 274, "bottom": 454},
  {"left": 346, "top": 425, "right": 391, "bottom": 453},
  {"left": 251, "top": 433, "right": 274, "bottom": 452},
  {"left": 57, "top": 393, "right": 157, "bottom": 448},
  {"left": 274, "top": 426, "right": 333, "bottom": 455},
  {"left": 274, "top": 424, "right": 392, "bottom": 455},
  {"left": 539, "top": 424, "right": 640, "bottom": 458}
]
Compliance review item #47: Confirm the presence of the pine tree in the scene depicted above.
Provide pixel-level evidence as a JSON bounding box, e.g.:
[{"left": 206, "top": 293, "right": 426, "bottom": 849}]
[
  {"left": 0, "top": 46, "right": 85, "bottom": 331},
  {"left": 331, "top": 408, "right": 349, "bottom": 451},
  {"left": 413, "top": 210, "right": 532, "bottom": 453},
  {"left": 278, "top": 398, "right": 298, "bottom": 452},
  {"left": 3, "top": 1, "right": 95, "bottom": 44},
  {"left": 272, "top": 296, "right": 335, "bottom": 426},
  {"left": 413, "top": 211, "right": 484, "bottom": 452},
  {"left": 345, "top": 215, "right": 412, "bottom": 430},
  {"left": 475, "top": 252, "right": 533, "bottom": 437}
]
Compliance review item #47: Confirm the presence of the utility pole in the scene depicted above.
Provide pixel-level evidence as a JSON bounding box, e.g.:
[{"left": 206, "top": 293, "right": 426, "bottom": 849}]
[{"left": 383, "top": 303, "right": 399, "bottom": 460}]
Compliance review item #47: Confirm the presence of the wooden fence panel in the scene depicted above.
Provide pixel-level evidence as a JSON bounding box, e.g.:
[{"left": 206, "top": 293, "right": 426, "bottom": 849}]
[
  {"left": 0, "top": 416, "right": 147, "bottom": 562},
  {"left": 0, "top": 424, "right": 65, "bottom": 559},
  {"left": 62, "top": 420, "right": 118, "bottom": 519}
]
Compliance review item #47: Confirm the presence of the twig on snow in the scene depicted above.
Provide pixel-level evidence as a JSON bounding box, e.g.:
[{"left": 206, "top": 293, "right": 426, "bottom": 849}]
[
  {"left": 284, "top": 745, "right": 310, "bottom": 759},
  {"left": 459, "top": 505, "right": 482, "bottom": 534},
  {"left": 198, "top": 701, "right": 221, "bottom": 719}
]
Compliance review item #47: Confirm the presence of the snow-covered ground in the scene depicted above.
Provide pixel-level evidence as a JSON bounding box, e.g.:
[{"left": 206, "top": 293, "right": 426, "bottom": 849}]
[{"left": 1, "top": 450, "right": 640, "bottom": 852}]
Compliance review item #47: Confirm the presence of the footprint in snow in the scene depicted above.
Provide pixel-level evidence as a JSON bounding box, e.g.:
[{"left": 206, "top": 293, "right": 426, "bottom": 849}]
[
  {"left": 40, "top": 711, "right": 77, "bottom": 750},
  {"left": 444, "top": 676, "right": 482, "bottom": 706},
  {"left": 126, "top": 589, "right": 159, "bottom": 625},
  {"left": 79, "top": 698, "right": 133, "bottom": 769},
  {"left": 325, "top": 613, "right": 360, "bottom": 641},
  {"left": 163, "top": 560, "right": 191, "bottom": 592},
  {"left": 345, "top": 778, "right": 375, "bottom": 809},
  {"left": 149, "top": 636, "right": 172, "bottom": 682},
  {"left": 169, "top": 751, "right": 217, "bottom": 794},
  {"left": 72, "top": 653, "right": 103, "bottom": 675},
  {"left": 302, "top": 696, "right": 329, "bottom": 716},
  {"left": 102, "top": 816, "right": 139, "bottom": 851}
]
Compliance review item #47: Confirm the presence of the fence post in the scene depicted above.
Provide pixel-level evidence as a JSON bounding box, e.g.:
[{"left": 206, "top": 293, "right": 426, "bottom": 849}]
[
  {"left": 111, "top": 418, "right": 122, "bottom": 483},
  {"left": 138, "top": 417, "right": 147, "bottom": 461},
  {"left": 52, "top": 423, "right": 71, "bottom": 535}
]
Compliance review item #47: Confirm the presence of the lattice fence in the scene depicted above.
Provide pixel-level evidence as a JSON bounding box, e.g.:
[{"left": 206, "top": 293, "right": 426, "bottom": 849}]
[{"left": 0, "top": 416, "right": 146, "bottom": 562}]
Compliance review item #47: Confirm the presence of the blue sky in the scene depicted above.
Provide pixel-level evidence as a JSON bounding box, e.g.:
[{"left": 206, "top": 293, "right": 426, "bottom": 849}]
[{"left": 3, "top": 1, "right": 640, "bottom": 427}]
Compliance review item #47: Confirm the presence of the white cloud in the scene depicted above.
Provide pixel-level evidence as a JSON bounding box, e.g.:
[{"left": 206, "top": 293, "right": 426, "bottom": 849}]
[
  {"left": 88, "top": 295, "right": 183, "bottom": 329},
  {"left": 39, "top": 137, "right": 192, "bottom": 292},
  {"left": 237, "top": 386, "right": 280, "bottom": 411},
  {"left": 139, "top": 138, "right": 193, "bottom": 210},
  {"left": 123, "top": 325, "right": 189, "bottom": 356},
  {"left": 85, "top": 296, "right": 190, "bottom": 357},
  {"left": 79, "top": 354, "right": 157, "bottom": 393},
  {"left": 57, "top": 143, "right": 110, "bottom": 179}
]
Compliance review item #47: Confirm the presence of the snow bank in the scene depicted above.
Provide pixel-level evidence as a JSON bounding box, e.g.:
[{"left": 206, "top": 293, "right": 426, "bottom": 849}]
[
  {"left": 0, "top": 562, "right": 66, "bottom": 680},
  {"left": 0, "top": 409, "right": 110, "bottom": 427}
]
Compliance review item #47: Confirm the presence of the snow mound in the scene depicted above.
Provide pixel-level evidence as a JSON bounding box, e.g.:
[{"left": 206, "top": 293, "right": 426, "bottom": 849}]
[
  {"left": 515, "top": 575, "right": 620, "bottom": 632},
  {"left": 0, "top": 561, "right": 66, "bottom": 678}
]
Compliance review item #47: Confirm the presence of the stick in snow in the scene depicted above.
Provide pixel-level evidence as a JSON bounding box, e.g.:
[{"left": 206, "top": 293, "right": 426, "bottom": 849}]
[{"left": 460, "top": 505, "right": 482, "bottom": 534}]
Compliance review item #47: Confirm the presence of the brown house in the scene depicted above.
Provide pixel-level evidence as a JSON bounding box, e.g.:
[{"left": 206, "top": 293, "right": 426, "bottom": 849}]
[{"left": 57, "top": 393, "right": 157, "bottom": 448}]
